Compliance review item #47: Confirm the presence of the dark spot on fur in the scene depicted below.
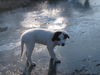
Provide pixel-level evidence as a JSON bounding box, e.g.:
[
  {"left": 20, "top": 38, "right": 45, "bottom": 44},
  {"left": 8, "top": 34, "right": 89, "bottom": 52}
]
[
  {"left": 52, "top": 32, "right": 62, "bottom": 41},
  {"left": 64, "top": 33, "right": 70, "bottom": 39}
]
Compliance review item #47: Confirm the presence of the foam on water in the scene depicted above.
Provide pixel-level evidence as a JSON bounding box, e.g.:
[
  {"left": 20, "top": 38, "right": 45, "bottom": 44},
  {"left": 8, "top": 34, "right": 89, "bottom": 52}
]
[
  {"left": 0, "top": 41, "right": 20, "bottom": 51},
  {"left": 21, "top": 9, "right": 68, "bottom": 30}
]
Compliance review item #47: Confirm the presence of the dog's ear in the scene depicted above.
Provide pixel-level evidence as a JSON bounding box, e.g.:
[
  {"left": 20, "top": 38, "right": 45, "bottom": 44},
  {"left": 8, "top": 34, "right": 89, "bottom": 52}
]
[
  {"left": 64, "top": 33, "right": 70, "bottom": 39},
  {"left": 52, "top": 32, "right": 62, "bottom": 41}
]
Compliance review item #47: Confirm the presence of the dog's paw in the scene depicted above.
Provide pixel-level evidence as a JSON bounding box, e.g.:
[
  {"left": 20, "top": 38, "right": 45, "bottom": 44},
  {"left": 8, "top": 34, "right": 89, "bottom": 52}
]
[
  {"left": 51, "top": 58, "right": 61, "bottom": 64},
  {"left": 55, "top": 60, "right": 61, "bottom": 64},
  {"left": 27, "top": 62, "right": 36, "bottom": 67},
  {"left": 31, "top": 63, "right": 36, "bottom": 67},
  {"left": 28, "top": 63, "right": 36, "bottom": 69}
]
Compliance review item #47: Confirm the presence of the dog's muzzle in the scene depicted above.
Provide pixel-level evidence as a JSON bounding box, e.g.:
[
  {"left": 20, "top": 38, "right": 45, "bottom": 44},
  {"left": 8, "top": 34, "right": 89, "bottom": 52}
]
[{"left": 61, "top": 43, "right": 65, "bottom": 46}]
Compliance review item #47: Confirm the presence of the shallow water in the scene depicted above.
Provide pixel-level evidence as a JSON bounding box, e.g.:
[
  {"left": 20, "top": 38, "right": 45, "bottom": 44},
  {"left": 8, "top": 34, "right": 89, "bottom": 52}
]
[{"left": 0, "top": 0, "right": 100, "bottom": 75}]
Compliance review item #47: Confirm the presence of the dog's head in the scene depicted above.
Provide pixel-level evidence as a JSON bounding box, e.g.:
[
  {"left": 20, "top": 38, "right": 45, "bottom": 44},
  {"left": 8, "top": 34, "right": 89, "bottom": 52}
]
[{"left": 52, "top": 31, "right": 70, "bottom": 46}]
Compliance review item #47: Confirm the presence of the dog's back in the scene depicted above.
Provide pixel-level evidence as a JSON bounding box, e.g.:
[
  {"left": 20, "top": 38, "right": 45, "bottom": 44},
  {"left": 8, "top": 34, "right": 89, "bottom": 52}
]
[
  {"left": 21, "top": 29, "right": 53, "bottom": 45},
  {"left": 34, "top": 29, "right": 53, "bottom": 44}
]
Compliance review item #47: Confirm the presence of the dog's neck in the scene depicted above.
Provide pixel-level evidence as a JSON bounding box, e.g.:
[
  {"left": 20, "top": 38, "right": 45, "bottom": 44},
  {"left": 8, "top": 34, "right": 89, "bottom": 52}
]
[{"left": 52, "top": 41, "right": 60, "bottom": 46}]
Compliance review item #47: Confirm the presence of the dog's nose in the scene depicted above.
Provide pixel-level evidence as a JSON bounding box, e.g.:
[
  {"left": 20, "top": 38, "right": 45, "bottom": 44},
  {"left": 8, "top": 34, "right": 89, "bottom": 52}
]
[{"left": 62, "top": 43, "right": 65, "bottom": 46}]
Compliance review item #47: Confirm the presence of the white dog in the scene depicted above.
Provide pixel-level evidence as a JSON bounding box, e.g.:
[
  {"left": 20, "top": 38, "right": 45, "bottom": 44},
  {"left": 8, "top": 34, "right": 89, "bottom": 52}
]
[{"left": 21, "top": 28, "right": 69, "bottom": 67}]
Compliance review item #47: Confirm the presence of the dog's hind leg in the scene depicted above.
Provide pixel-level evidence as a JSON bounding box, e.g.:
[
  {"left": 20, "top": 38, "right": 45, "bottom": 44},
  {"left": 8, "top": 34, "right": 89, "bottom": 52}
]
[
  {"left": 25, "top": 43, "right": 36, "bottom": 67},
  {"left": 23, "top": 42, "right": 35, "bottom": 75}
]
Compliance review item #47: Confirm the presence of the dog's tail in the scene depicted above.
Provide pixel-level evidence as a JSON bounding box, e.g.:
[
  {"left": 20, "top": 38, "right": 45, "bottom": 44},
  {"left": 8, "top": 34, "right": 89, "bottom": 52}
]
[{"left": 21, "top": 40, "right": 24, "bottom": 58}]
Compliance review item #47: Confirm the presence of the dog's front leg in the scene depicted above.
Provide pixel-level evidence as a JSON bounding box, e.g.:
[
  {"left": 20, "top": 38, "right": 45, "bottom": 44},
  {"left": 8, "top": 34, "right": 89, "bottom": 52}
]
[{"left": 47, "top": 46, "right": 61, "bottom": 64}]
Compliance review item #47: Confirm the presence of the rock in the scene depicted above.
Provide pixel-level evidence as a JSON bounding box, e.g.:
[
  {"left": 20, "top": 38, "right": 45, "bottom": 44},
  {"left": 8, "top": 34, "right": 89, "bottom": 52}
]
[{"left": 0, "top": 27, "right": 8, "bottom": 32}]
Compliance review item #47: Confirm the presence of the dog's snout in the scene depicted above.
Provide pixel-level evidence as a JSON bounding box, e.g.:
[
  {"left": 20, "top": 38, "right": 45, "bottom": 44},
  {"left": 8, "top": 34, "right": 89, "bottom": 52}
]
[{"left": 62, "top": 43, "right": 65, "bottom": 46}]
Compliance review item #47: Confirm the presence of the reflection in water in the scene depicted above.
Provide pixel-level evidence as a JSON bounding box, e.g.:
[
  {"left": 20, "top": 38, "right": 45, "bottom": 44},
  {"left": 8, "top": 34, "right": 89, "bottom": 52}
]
[
  {"left": 48, "top": 59, "right": 59, "bottom": 75},
  {"left": 22, "top": 61, "right": 36, "bottom": 75},
  {"left": 21, "top": 59, "right": 60, "bottom": 75}
]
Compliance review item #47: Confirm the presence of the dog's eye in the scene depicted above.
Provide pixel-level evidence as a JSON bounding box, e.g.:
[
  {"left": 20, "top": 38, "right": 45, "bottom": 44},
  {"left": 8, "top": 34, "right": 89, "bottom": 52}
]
[{"left": 64, "top": 36, "right": 67, "bottom": 39}]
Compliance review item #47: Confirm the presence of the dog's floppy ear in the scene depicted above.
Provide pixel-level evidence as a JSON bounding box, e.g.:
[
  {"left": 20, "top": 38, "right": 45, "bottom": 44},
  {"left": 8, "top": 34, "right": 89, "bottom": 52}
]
[
  {"left": 64, "top": 33, "right": 70, "bottom": 39},
  {"left": 52, "top": 32, "right": 62, "bottom": 41}
]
